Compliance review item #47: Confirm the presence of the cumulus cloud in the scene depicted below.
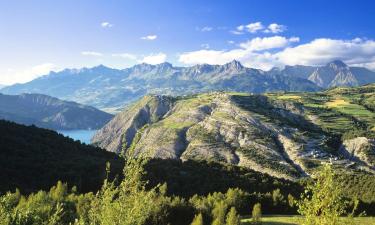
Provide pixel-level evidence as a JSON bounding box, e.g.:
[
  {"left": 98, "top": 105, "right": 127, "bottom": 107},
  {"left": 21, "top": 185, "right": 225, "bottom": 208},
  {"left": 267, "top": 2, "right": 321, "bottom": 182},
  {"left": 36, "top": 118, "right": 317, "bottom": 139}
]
[
  {"left": 141, "top": 53, "right": 167, "bottom": 64},
  {"left": 81, "top": 51, "right": 103, "bottom": 57},
  {"left": 179, "top": 37, "right": 375, "bottom": 71},
  {"left": 264, "top": 23, "right": 286, "bottom": 33},
  {"left": 141, "top": 35, "right": 158, "bottom": 40},
  {"left": 0, "top": 63, "right": 58, "bottom": 85},
  {"left": 231, "top": 22, "right": 286, "bottom": 34},
  {"left": 275, "top": 38, "right": 375, "bottom": 66},
  {"left": 101, "top": 22, "right": 113, "bottom": 28},
  {"left": 246, "top": 22, "right": 264, "bottom": 33},
  {"left": 239, "top": 36, "right": 299, "bottom": 51},
  {"left": 179, "top": 36, "right": 298, "bottom": 67},
  {"left": 111, "top": 53, "right": 137, "bottom": 60}
]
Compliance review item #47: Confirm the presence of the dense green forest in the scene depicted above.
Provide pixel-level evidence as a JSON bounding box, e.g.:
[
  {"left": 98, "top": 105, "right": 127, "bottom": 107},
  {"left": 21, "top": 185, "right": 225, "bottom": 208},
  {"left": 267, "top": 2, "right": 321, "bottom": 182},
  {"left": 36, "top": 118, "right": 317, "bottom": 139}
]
[{"left": 0, "top": 120, "right": 124, "bottom": 194}]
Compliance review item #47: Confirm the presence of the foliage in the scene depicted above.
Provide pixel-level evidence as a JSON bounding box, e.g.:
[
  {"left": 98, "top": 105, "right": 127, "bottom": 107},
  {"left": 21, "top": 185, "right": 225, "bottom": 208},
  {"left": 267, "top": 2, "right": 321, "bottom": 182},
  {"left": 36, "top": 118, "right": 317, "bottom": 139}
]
[
  {"left": 225, "top": 207, "right": 240, "bottom": 225},
  {"left": 0, "top": 120, "right": 124, "bottom": 194},
  {"left": 190, "top": 213, "right": 204, "bottom": 225},
  {"left": 298, "top": 164, "right": 358, "bottom": 225},
  {"left": 251, "top": 203, "right": 262, "bottom": 224}
]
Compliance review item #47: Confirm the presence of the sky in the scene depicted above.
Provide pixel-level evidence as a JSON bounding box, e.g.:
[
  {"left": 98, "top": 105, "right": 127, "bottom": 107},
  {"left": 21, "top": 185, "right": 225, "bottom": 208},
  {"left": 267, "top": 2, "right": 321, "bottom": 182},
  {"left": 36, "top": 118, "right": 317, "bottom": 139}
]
[{"left": 0, "top": 0, "right": 375, "bottom": 85}]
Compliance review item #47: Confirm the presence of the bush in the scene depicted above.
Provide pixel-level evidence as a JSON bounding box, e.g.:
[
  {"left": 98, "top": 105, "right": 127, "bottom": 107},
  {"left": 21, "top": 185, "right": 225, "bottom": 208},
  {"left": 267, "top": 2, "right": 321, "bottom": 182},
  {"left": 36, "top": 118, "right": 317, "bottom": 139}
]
[{"left": 252, "top": 203, "right": 262, "bottom": 224}]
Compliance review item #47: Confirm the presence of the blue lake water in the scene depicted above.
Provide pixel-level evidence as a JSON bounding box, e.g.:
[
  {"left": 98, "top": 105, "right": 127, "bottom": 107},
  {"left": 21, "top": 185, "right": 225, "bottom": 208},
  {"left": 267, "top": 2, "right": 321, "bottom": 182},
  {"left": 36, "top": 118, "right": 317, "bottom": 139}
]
[{"left": 58, "top": 130, "right": 97, "bottom": 144}]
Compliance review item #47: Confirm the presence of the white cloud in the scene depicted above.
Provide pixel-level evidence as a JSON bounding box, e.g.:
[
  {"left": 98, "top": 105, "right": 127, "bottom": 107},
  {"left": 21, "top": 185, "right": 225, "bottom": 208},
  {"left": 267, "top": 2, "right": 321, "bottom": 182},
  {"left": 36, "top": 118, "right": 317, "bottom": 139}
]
[
  {"left": 0, "top": 63, "right": 58, "bottom": 85},
  {"left": 232, "top": 22, "right": 286, "bottom": 34},
  {"left": 178, "top": 49, "right": 248, "bottom": 65},
  {"left": 230, "top": 30, "right": 244, "bottom": 35},
  {"left": 201, "top": 43, "right": 210, "bottom": 49},
  {"left": 111, "top": 53, "right": 137, "bottom": 60},
  {"left": 179, "top": 37, "right": 375, "bottom": 71},
  {"left": 275, "top": 38, "right": 375, "bottom": 66},
  {"left": 230, "top": 25, "right": 245, "bottom": 35},
  {"left": 239, "top": 36, "right": 299, "bottom": 51},
  {"left": 101, "top": 22, "right": 113, "bottom": 28},
  {"left": 246, "top": 22, "right": 264, "bottom": 33},
  {"left": 200, "top": 26, "right": 213, "bottom": 32},
  {"left": 81, "top": 51, "right": 103, "bottom": 57},
  {"left": 228, "top": 40, "right": 235, "bottom": 44},
  {"left": 264, "top": 23, "right": 286, "bottom": 33},
  {"left": 141, "top": 35, "right": 158, "bottom": 40},
  {"left": 141, "top": 53, "right": 167, "bottom": 64}
]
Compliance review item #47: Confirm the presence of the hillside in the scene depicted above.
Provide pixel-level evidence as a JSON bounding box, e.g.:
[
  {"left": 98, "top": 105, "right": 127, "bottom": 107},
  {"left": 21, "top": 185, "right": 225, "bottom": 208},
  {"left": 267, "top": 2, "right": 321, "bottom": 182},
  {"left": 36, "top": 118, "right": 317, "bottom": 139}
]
[
  {"left": 0, "top": 93, "right": 113, "bottom": 130},
  {"left": 0, "top": 120, "right": 124, "bottom": 194},
  {"left": 93, "top": 84, "right": 375, "bottom": 180}
]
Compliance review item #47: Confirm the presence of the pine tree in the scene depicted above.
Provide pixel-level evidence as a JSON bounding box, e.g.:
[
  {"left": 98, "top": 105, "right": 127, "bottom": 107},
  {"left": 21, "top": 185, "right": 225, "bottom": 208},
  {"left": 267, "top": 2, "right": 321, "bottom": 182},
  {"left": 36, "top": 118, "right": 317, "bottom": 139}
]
[
  {"left": 191, "top": 213, "right": 204, "bottom": 225},
  {"left": 252, "top": 203, "right": 262, "bottom": 224},
  {"left": 211, "top": 201, "right": 227, "bottom": 225},
  {"left": 225, "top": 207, "right": 240, "bottom": 225}
]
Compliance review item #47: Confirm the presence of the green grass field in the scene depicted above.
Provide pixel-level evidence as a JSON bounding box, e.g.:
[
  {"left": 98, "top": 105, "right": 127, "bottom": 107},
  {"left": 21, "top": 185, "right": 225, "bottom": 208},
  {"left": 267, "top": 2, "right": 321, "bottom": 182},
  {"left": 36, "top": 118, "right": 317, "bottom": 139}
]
[{"left": 241, "top": 215, "right": 375, "bottom": 225}]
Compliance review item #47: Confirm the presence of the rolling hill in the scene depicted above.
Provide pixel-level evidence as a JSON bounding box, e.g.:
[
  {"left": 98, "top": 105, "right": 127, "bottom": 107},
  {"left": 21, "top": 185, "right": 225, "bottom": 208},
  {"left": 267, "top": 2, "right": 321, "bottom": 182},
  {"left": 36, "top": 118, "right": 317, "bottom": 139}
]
[
  {"left": 93, "top": 84, "right": 375, "bottom": 181},
  {"left": 0, "top": 93, "right": 113, "bottom": 130}
]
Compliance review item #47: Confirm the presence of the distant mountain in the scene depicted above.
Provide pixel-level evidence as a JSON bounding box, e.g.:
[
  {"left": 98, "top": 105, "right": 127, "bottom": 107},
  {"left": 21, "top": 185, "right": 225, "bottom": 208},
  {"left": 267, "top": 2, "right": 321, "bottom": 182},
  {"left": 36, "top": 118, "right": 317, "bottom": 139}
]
[
  {"left": 2, "top": 60, "right": 374, "bottom": 111},
  {"left": 0, "top": 119, "right": 123, "bottom": 193},
  {"left": 1, "top": 61, "right": 320, "bottom": 111},
  {"left": 0, "top": 93, "right": 113, "bottom": 130}
]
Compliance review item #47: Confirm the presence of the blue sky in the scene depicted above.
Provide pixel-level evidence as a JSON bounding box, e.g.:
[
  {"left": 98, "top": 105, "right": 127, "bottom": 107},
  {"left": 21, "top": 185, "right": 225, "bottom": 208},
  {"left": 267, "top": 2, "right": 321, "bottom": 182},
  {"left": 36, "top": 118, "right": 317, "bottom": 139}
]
[{"left": 0, "top": 0, "right": 375, "bottom": 84}]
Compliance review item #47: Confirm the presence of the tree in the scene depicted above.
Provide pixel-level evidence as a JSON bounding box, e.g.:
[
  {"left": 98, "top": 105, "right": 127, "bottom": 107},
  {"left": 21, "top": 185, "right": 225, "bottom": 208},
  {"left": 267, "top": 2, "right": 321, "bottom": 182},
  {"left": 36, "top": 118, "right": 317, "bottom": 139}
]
[
  {"left": 298, "top": 164, "right": 358, "bottom": 225},
  {"left": 211, "top": 201, "right": 227, "bottom": 225},
  {"left": 272, "top": 188, "right": 284, "bottom": 206},
  {"left": 225, "top": 207, "right": 240, "bottom": 225},
  {"left": 252, "top": 203, "right": 262, "bottom": 224},
  {"left": 191, "top": 213, "right": 204, "bottom": 225}
]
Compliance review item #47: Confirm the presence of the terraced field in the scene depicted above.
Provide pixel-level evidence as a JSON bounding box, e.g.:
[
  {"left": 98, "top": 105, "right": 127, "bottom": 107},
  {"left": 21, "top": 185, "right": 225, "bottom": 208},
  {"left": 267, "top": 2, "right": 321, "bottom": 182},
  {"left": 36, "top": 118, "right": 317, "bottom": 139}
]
[{"left": 266, "top": 84, "right": 375, "bottom": 137}]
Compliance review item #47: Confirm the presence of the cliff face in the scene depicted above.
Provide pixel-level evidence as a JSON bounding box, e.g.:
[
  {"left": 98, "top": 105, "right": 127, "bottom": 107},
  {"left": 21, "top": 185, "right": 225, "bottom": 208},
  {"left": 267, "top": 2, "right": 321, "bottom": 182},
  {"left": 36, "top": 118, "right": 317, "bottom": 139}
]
[
  {"left": 340, "top": 137, "right": 375, "bottom": 167},
  {"left": 92, "top": 95, "right": 174, "bottom": 153}
]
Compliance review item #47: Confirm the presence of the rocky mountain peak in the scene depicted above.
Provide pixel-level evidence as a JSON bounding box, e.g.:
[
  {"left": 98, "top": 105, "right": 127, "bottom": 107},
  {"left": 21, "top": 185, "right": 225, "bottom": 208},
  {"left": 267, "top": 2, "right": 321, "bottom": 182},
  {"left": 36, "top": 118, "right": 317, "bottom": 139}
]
[
  {"left": 223, "top": 60, "right": 244, "bottom": 72},
  {"left": 327, "top": 60, "right": 348, "bottom": 70}
]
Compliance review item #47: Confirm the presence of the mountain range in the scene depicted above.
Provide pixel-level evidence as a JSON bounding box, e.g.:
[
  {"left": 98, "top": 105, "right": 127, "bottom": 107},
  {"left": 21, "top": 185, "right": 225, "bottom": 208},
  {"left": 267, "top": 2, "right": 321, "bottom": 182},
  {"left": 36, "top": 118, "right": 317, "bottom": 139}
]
[
  {"left": 2, "top": 60, "right": 373, "bottom": 112},
  {"left": 0, "top": 93, "right": 113, "bottom": 130}
]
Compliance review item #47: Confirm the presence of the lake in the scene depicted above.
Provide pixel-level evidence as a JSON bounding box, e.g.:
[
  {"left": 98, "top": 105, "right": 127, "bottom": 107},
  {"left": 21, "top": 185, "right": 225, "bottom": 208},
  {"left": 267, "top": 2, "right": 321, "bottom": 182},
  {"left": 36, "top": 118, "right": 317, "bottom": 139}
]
[{"left": 58, "top": 130, "right": 97, "bottom": 144}]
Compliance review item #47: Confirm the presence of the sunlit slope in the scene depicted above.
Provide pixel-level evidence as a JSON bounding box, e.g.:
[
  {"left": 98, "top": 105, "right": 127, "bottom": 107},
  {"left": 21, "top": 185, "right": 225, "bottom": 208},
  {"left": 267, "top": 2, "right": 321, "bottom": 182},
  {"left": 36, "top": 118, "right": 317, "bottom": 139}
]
[{"left": 93, "top": 84, "right": 375, "bottom": 180}]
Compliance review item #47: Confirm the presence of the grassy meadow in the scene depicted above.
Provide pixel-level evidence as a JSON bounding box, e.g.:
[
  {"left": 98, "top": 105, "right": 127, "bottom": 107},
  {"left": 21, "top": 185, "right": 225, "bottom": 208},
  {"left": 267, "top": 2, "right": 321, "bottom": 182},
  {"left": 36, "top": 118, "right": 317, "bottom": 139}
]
[{"left": 241, "top": 215, "right": 375, "bottom": 225}]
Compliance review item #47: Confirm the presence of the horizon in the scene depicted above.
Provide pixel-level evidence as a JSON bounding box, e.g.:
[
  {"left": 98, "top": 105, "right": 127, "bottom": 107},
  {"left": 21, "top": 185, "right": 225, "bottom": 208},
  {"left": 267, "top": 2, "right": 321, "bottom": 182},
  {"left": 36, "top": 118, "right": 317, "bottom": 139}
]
[{"left": 0, "top": 0, "right": 375, "bottom": 85}]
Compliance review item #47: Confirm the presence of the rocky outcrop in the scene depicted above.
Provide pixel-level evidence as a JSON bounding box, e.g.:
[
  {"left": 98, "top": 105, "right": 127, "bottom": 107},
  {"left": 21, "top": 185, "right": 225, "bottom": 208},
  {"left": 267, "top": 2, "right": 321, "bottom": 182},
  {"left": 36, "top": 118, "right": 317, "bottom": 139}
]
[
  {"left": 340, "top": 137, "right": 375, "bottom": 167},
  {"left": 91, "top": 95, "right": 173, "bottom": 153}
]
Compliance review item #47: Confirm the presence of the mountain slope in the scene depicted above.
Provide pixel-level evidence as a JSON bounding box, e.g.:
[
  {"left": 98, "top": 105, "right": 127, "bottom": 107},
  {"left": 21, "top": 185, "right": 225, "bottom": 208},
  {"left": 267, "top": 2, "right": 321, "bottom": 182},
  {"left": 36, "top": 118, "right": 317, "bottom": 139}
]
[
  {"left": 0, "top": 120, "right": 123, "bottom": 193},
  {"left": 93, "top": 84, "right": 375, "bottom": 180},
  {"left": 1, "top": 61, "right": 321, "bottom": 111},
  {"left": 0, "top": 93, "right": 113, "bottom": 130}
]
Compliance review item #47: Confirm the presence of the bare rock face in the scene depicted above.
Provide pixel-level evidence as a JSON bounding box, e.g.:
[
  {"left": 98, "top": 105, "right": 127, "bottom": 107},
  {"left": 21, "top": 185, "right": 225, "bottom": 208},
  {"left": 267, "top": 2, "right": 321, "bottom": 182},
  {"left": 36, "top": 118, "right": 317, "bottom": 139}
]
[
  {"left": 91, "top": 95, "right": 173, "bottom": 153},
  {"left": 340, "top": 137, "right": 375, "bottom": 167}
]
